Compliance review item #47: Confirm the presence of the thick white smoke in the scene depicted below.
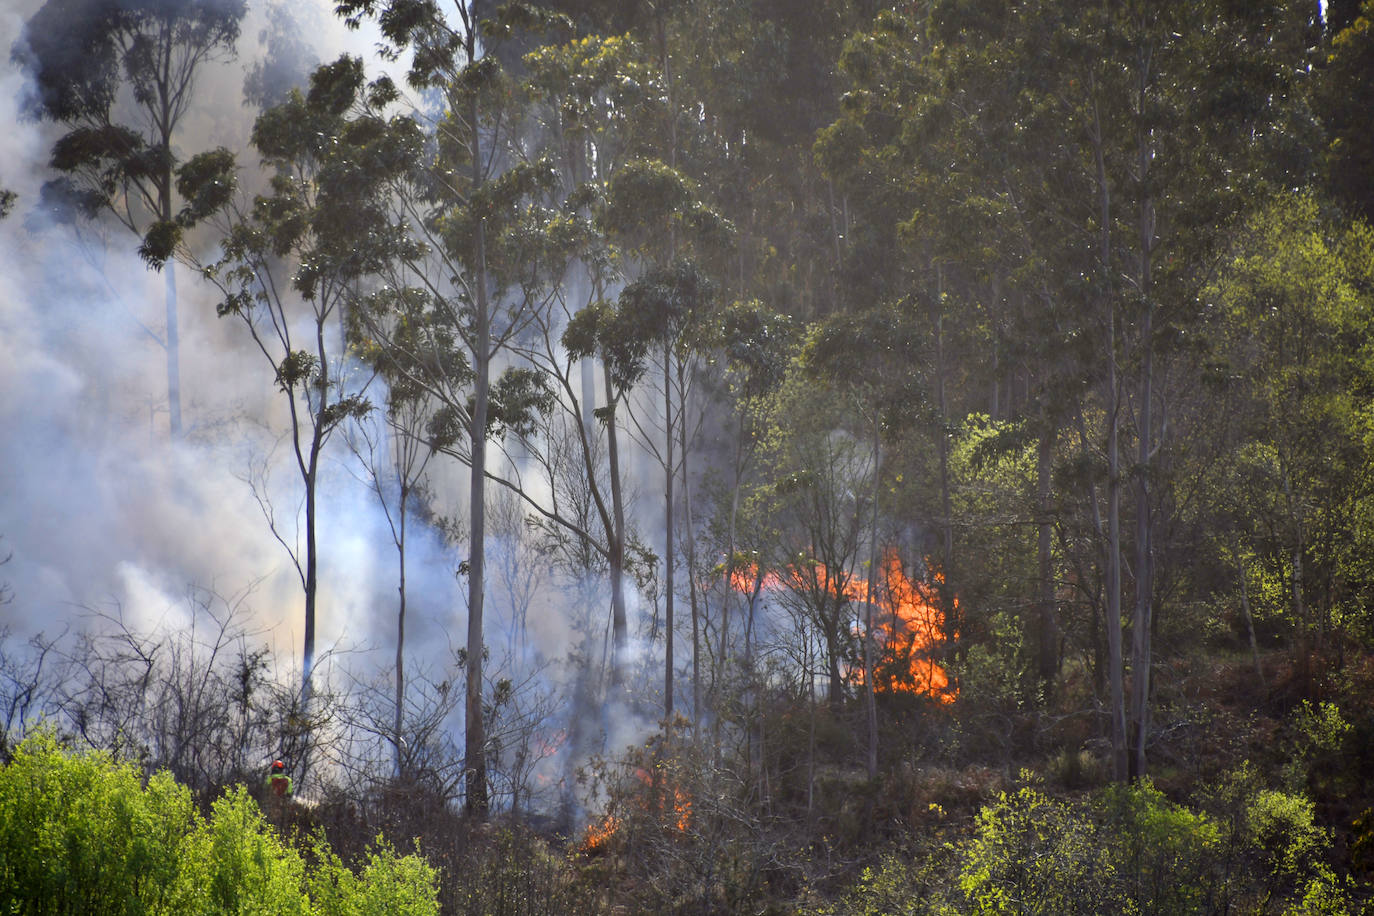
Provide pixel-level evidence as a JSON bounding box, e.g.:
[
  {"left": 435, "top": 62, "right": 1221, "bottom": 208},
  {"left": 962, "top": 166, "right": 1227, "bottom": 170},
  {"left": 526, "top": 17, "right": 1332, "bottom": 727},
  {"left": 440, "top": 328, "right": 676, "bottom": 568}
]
[
  {"left": 0, "top": 0, "right": 678, "bottom": 818},
  {"left": 0, "top": 0, "right": 462, "bottom": 667}
]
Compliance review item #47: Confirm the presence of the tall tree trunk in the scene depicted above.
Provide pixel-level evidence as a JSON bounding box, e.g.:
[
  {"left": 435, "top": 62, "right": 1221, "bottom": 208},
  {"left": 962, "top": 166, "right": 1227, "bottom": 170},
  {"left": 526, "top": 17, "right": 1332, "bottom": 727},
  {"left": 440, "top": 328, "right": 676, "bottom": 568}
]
[
  {"left": 303, "top": 444, "right": 318, "bottom": 706},
  {"left": 1232, "top": 533, "right": 1264, "bottom": 685},
  {"left": 681, "top": 363, "right": 701, "bottom": 728},
  {"left": 1106, "top": 350, "right": 1127, "bottom": 782},
  {"left": 605, "top": 368, "right": 628, "bottom": 690},
  {"left": 465, "top": 83, "right": 491, "bottom": 819},
  {"left": 1036, "top": 423, "right": 1058, "bottom": 687},
  {"left": 863, "top": 414, "right": 880, "bottom": 782},
  {"left": 1130, "top": 48, "right": 1157, "bottom": 781},
  {"left": 1091, "top": 88, "right": 1129, "bottom": 782},
  {"left": 165, "top": 264, "right": 182, "bottom": 436},
  {"left": 394, "top": 485, "right": 408, "bottom": 779},
  {"left": 935, "top": 307, "right": 956, "bottom": 645},
  {"left": 664, "top": 345, "right": 675, "bottom": 719}
]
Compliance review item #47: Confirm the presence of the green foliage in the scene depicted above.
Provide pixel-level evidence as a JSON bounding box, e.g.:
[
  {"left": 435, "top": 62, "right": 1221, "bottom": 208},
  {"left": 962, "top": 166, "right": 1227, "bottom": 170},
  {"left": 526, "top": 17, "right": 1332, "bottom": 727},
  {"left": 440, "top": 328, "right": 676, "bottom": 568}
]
[
  {"left": 818, "top": 773, "right": 1370, "bottom": 914},
  {"left": 958, "top": 783, "right": 1118, "bottom": 914},
  {"left": 484, "top": 367, "right": 556, "bottom": 439},
  {"left": 1316, "top": 2, "right": 1374, "bottom": 222},
  {"left": 1095, "top": 781, "right": 1222, "bottom": 914},
  {"left": 0, "top": 729, "right": 197, "bottom": 915},
  {"left": 957, "top": 780, "right": 1228, "bottom": 915},
  {"left": 801, "top": 849, "right": 957, "bottom": 916},
  {"left": 0, "top": 732, "right": 439, "bottom": 915},
  {"left": 1244, "top": 789, "right": 1328, "bottom": 888},
  {"left": 1283, "top": 700, "right": 1353, "bottom": 790},
  {"left": 1212, "top": 194, "right": 1374, "bottom": 645},
  {"left": 15, "top": 0, "right": 248, "bottom": 270},
  {"left": 308, "top": 833, "right": 440, "bottom": 916}
]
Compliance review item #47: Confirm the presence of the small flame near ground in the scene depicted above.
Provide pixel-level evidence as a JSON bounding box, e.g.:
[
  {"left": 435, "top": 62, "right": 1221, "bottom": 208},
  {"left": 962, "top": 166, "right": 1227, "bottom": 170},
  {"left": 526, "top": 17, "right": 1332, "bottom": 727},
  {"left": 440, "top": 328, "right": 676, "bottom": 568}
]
[{"left": 580, "top": 766, "right": 692, "bottom": 853}]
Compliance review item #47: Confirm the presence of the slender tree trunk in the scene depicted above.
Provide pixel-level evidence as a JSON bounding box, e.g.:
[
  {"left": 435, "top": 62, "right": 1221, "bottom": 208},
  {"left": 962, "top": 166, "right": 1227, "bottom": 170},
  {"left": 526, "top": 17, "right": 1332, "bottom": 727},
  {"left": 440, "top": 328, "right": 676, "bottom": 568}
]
[
  {"left": 1091, "top": 90, "right": 1128, "bottom": 782},
  {"left": 664, "top": 346, "right": 675, "bottom": 719},
  {"left": 826, "top": 617, "right": 844, "bottom": 705},
  {"left": 1130, "top": 51, "right": 1157, "bottom": 781},
  {"left": 394, "top": 488, "right": 408, "bottom": 779},
  {"left": 1233, "top": 533, "right": 1264, "bottom": 686},
  {"left": 605, "top": 368, "right": 628, "bottom": 690},
  {"left": 935, "top": 305, "right": 956, "bottom": 644},
  {"left": 165, "top": 264, "right": 182, "bottom": 437},
  {"left": 303, "top": 436, "right": 320, "bottom": 707},
  {"left": 1036, "top": 423, "right": 1058, "bottom": 687},
  {"left": 680, "top": 364, "right": 701, "bottom": 728},
  {"left": 465, "top": 83, "right": 491, "bottom": 818},
  {"left": 806, "top": 628, "right": 816, "bottom": 824},
  {"left": 863, "top": 414, "right": 880, "bottom": 782},
  {"left": 1106, "top": 357, "right": 1127, "bottom": 782}
]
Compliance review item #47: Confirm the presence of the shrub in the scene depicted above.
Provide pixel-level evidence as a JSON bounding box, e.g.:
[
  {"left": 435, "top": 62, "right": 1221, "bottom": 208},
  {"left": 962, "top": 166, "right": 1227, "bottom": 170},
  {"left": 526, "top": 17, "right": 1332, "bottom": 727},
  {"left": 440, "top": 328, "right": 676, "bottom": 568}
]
[
  {"left": 0, "top": 731, "right": 439, "bottom": 915},
  {"left": 958, "top": 779, "right": 1228, "bottom": 915},
  {"left": 958, "top": 783, "right": 1119, "bottom": 914},
  {"left": 0, "top": 729, "right": 195, "bottom": 914},
  {"left": 308, "top": 832, "right": 440, "bottom": 916},
  {"left": 1095, "top": 780, "right": 1222, "bottom": 914}
]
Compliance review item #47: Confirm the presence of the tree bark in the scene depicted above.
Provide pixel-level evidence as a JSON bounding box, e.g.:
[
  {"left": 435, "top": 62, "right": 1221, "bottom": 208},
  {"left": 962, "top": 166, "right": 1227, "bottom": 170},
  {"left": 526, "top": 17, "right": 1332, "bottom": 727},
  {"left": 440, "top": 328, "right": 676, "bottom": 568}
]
[
  {"left": 863, "top": 413, "right": 880, "bottom": 782},
  {"left": 165, "top": 264, "right": 182, "bottom": 437},
  {"left": 464, "top": 77, "right": 491, "bottom": 819},
  {"left": 664, "top": 345, "right": 675, "bottom": 719},
  {"left": 1130, "top": 43, "right": 1157, "bottom": 782},
  {"left": 605, "top": 366, "right": 629, "bottom": 690},
  {"left": 1036, "top": 423, "right": 1058, "bottom": 687},
  {"left": 394, "top": 483, "right": 408, "bottom": 779},
  {"left": 1091, "top": 87, "right": 1129, "bottom": 782}
]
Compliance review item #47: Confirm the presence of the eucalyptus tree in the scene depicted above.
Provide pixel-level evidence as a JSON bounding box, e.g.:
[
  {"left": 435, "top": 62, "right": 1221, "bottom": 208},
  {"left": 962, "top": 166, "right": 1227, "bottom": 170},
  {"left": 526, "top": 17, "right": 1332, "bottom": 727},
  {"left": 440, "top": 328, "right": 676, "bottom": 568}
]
[
  {"left": 332, "top": 0, "right": 574, "bottom": 817},
  {"left": 1210, "top": 196, "right": 1374, "bottom": 670},
  {"left": 817, "top": 0, "right": 1317, "bottom": 780},
  {"left": 13, "top": 0, "right": 248, "bottom": 437},
  {"left": 747, "top": 369, "right": 872, "bottom": 709},
  {"left": 519, "top": 34, "right": 665, "bottom": 699},
  {"left": 342, "top": 372, "right": 437, "bottom": 780},
  {"left": 182, "top": 56, "right": 416, "bottom": 712},
  {"left": 602, "top": 173, "right": 728, "bottom": 717},
  {"left": 802, "top": 303, "right": 925, "bottom": 779},
  {"left": 519, "top": 34, "right": 729, "bottom": 704}
]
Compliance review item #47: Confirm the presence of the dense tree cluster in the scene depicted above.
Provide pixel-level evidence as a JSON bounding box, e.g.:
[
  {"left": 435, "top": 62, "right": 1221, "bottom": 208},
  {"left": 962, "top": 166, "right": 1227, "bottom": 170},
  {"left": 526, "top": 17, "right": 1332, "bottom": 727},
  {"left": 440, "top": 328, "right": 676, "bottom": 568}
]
[{"left": 7, "top": 0, "right": 1374, "bottom": 911}]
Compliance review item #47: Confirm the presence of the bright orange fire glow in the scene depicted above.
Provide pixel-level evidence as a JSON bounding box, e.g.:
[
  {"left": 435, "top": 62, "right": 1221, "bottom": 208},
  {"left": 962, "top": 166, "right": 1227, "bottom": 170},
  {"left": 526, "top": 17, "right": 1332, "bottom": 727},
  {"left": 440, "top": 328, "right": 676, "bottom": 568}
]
[
  {"left": 729, "top": 549, "right": 957, "bottom": 702},
  {"left": 582, "top": 813, "right": 620, "bottom": 852},
  {"left": 866, "top": 551, "right": 956, "bottom": 702},
  {"left": 580, "top": 767, "right": 692, "bottom": 853}
]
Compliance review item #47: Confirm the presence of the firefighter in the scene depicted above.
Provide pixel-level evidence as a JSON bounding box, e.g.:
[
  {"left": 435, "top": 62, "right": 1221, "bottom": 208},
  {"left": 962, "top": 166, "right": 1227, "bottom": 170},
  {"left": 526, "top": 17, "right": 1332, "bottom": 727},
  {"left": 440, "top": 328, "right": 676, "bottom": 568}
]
[{"left": 267, "top": 760, "right": 293, "bottom": 799}]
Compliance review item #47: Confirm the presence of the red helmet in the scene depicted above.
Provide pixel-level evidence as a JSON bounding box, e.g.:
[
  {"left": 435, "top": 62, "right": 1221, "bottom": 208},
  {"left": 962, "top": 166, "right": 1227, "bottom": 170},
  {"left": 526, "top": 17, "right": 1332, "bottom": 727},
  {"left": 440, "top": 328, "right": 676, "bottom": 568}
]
[{"left": 272, "top": 760, "right": 284, "bottom": 770}]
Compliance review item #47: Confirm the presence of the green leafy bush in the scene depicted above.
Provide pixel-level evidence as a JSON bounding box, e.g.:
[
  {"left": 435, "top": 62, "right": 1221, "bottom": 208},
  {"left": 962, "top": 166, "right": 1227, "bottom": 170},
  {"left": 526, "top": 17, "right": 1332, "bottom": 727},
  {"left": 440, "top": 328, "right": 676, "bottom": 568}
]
[
  {"left": 1095, "top": 781, "right": 1221, "bottom": 914},
  {"left": 0, "top": 729, "right": 196, "bottom": 914},
  {"left": 0, "top": 731, "right": 438, "bottom": 915},
  {"left": 959, "top": 783, "right": 1119, "bottom": 914}
]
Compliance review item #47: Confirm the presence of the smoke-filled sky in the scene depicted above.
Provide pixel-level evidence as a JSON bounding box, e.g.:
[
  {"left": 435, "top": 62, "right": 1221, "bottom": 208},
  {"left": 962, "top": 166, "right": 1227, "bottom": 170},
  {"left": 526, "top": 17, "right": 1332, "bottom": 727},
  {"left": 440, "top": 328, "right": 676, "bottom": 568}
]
[{"left": 0, "top": 0, "right": 477, "bottom": 677}]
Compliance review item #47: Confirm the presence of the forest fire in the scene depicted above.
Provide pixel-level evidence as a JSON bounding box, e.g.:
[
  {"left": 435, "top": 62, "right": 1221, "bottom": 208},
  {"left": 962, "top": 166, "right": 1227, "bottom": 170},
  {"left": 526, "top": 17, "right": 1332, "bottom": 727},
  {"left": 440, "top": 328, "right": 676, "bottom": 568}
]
[
  {"left": 729, "top": 550, "right": 956, "bottom": 702},
  {"left": 580, "top": 767, "right": 692, "bottom": 853},
  {"left": 865, "top": 551, "right": 956, "bottom": 702},
  {"left": 582, "top": 812, "right": 621, "bottom": 852}
]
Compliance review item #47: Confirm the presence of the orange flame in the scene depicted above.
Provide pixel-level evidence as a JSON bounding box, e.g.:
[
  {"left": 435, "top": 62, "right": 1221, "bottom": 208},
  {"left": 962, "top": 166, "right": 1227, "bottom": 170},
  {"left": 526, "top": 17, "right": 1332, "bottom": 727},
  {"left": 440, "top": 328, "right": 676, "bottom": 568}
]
[
  {"left": 866, "top": 551, "right": 956, "bottom": 702},
  {"left": 582, "top": 813, "right": 620, "bottom": 852},
  {"left": 729, "top": 549, "right": 956, "bottom": 702},
  {"left": 580, "top": 767, "right": 692, "bottom": 853}
]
